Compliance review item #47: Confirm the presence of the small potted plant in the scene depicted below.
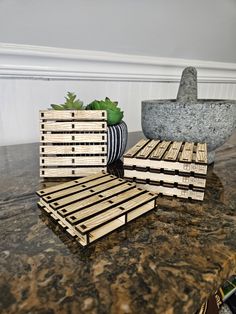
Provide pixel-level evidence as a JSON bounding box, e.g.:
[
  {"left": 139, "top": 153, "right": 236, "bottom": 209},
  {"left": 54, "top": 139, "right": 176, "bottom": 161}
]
[
  {"left": 48, "top": 93, "right": 128, "bottom": 165},
  {"left": 86, "top": 97, "right": 128, "bottom": 164}
]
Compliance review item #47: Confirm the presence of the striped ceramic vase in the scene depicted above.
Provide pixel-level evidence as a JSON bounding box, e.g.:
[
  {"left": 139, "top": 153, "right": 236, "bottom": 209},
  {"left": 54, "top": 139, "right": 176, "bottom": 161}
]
[{"left": 107, "top": 121, "right": 128, "bottom": 164}]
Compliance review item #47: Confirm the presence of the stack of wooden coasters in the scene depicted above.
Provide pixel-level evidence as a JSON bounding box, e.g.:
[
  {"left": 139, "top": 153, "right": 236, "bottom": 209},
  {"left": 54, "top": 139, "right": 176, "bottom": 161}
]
[
  {"left": 40, "top": 110, "right": 107, "bottom": 178},
  {"left": 123, "top": 139, "right": 208, "bottom": 201},
  {"left": 37, "top": 172, "right": 158, "bottom": 246}
]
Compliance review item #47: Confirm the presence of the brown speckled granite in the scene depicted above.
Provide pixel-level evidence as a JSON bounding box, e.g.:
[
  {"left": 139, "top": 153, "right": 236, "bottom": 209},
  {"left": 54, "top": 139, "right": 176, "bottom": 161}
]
[{"left": 0, "top": 132, "right": 236, "bottom": 314}]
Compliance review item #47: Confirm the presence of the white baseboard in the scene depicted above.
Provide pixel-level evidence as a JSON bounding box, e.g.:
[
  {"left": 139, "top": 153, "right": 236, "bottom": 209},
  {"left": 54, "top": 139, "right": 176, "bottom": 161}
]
[{"left": 0, "top": 42, "right": 236, "bottom": 83}]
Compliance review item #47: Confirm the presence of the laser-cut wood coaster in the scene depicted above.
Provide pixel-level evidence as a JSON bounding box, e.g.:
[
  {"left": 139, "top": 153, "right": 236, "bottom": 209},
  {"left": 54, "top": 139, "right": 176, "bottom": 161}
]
[
  {"left": 37, "top": 172, "right": 158, "bottom": 246},
  {"left": 40, "top": 110, "right": 107, "bottom": 178},
  {"left": 123, "top": 139, "right": 208, "bottom": 201}
]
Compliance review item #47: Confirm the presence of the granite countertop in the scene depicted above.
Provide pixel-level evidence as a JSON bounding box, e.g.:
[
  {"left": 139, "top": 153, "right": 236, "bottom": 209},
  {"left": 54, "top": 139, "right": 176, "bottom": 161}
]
[{"left": 0, "top": 132, "right": 236, "bottom": 314}]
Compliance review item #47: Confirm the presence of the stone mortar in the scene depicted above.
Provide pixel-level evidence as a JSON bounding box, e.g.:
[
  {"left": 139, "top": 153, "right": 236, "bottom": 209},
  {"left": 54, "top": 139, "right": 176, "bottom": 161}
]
[{"left": 142, "top": 67, "right": 236, "bottom": 164}]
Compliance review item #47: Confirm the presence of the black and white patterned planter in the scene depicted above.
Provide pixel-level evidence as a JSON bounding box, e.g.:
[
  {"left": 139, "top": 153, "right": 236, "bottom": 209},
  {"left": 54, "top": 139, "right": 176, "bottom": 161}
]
[{"left": 107, "top": 121, "right": 128, "bottom": 164}]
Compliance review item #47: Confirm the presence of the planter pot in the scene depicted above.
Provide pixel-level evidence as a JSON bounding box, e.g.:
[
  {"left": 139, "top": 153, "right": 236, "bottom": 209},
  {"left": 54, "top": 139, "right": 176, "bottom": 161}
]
[{"left": 107, "top": 121, "right": 128, "bottom": 164}]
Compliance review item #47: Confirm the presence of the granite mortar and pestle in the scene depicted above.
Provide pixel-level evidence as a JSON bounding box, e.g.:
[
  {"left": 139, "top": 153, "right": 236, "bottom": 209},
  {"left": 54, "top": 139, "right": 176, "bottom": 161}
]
[{"left": 142, "top": 67, "right": 236, "bottom": 164}]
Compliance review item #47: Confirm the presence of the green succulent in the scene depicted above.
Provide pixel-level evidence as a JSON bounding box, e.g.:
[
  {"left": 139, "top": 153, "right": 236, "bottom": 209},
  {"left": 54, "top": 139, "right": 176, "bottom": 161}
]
[
  {"left": 86, "top": 97, "right": 123, "bottom": 125},
  {"left": 50, "top": 92, "right": 84, "bottom": 110}
]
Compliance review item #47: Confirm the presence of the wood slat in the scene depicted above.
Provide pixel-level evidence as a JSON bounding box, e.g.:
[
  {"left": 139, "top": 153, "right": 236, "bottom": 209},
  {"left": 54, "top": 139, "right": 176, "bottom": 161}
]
[
  {"left": 40, "top": 133, "right": 107, "bottom": 143},
  {"left": 66, "top": 186, "right": 143, "bottom": 224},
  {"left": 88, "top": 219, "right": 124, "bottom": 242},
  {"left": 179, "top": 142, "right": 194, "bottom": 163},
  {"left": 40, "top": 156, "right": 106, "bottom": 166},
  {"left": 75, "top": 192, "right": 155, "bottom": 234},
  {"left": 150, "top": 141, "right": 171, "bottom": 160},
  {"left": 195, "top": 143, "right": 207, "bottom": 164},
  {"left": 36, "top": 172, "right": 108, "bottom": 196},
  {"left": 50, "top": 177, "right": 126, "bottom": 209},
  {"left": 136, "top": 140, "right": 160, "bottom": 159},
  {"left": 43, "top": 174, "right": 117, "bottom": 202},
  {"left": 124, "top": 169, "right": 206, "bottom": 188},
  {"left": 123, "top": 139, "right": 150, "bottom": 158},
  {"left": 40, "top": 145, "right": 107, "bottom": 155},
  {"left": 163, "top": 141, "right": 182, "bottom": 161},
  {"left": 58, "top": 181, "right": 135, "bottom": 217},
  {"left": 127, "top": 202, "right": 154, "bottom": 222},
  {"left": 138, "top": 183, "right": 204, "bottom": 201},
  {"left": 40, "top": 121, "right": 106, "bottom": 132},
  {"left": 40, "top": 167, "right": 106, "bottom": 178},
  {"left": 40, "top": 110, "right": 107, "bottom": 121}
]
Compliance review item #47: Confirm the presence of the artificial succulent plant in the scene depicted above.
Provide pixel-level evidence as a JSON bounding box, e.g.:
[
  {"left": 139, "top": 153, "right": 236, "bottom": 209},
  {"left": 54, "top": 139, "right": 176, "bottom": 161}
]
[
  {"left": 50, "top": 92, "right": 83, "bottom": 110},
  {"left": 50, "top": 93, "right": 123, "bottom": 126},
  {"left": 86, "top": 97, "right": 123, "bottom": 125}
]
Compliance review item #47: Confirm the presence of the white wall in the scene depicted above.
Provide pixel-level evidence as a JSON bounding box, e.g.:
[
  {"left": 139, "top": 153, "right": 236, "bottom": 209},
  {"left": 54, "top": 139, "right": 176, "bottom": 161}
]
[{"left": 0, "top": 0, "right": 236, "bottom": 63}]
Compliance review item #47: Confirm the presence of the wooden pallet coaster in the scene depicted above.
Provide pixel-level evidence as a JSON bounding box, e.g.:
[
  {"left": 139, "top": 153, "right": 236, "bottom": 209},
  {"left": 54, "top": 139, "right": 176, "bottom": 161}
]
[
  {"left": 123, "top": 139, "right": 208, "bottom": 200},
  {"left": 40, "top": 110, "right": 107, "bottom": 178},
  {"left": 37, "top": 172, "right": 158, "bottom": 246}
]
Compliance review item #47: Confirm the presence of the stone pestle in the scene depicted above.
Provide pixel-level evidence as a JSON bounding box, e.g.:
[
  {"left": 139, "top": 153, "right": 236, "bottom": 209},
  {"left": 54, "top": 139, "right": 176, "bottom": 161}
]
[{"left": 176, "top": 67, "right": 198, "bottom": 103}]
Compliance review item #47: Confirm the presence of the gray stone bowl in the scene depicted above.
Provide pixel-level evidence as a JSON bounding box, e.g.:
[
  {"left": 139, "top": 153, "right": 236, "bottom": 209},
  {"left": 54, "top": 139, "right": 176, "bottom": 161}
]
[{"left": 142, "top": 67, "right": 236, "bottom": 164}]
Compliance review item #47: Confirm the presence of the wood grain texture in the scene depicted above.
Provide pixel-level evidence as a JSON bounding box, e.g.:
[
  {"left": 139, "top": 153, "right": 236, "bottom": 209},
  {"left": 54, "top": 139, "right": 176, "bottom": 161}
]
[
  {"left": 37, "top": 172, "right": 157, "bottom": 246},
  {"left": 57, "top": 181, "right": 135, "bottom": 217},
  {"left": 195, "top": 143, "right": 208, "bottom": 164},
  {"left": 40, "top": 110, "right": 107, "bottom": 121},
  {"left": 163, "top": 141, "right": 182, "bottom": 161},
  {"left": 40, "top": 121, "right": 107, "bottom": 132},
  {"left": 40, "top": 133, "right": 107, "bottom": 143},
  {"left": 66, "top": 186, "right": 144, "bottom": 225},
  {"left": 40, "top": 167, "right": 107, "bottom": 178},
  {"left": 75, "top": 192, "right": 155, "bottom": 234},
  {"left": 42, "top": 174, "right": 116, "bottom": 202},
  {"left": 37, "top": 172, "right": 108, "bottom": 196},
  {"left": 127, "top": 201, "right": 155, "bottom": 222},
  {"left": 150, "top": 141, "right": 171, "bottom": 160},
  {"left": 40, "top": 145, "right": 107, "bottom": 155},
  {"left": 123, "top": 139, "right": 149, "bottom": 157},
  {"left": 138, "top": 183, "right": 204, "bottom": 201},
  {"left": 50, "top": 177, "right": 123, "bottom": 209},
  {"left": 40, "top": 156, "right": 106, "bottom": 166},
  {"left": 123, "top": 157, "right": 207, "bottom": 175},
  {"left": 124, "top": 169, "right": 206, "bottom": 188},
  {"left": 124, "top": 139, "right": 207, "bottom": 164},
  {"left": 136, "top": 140, "right": 159, "bottom": 159},
  {"left": 179, "top": 142, "right": 194, "bottom": 163}
]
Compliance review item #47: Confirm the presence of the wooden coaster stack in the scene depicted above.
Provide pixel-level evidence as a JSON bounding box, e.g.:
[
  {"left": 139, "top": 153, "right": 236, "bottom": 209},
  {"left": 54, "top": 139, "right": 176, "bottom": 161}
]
[
  {"left": 123, "top": 139, "right": 208, "bottom": 201},
  {"left": 40, "top": 110, "right": 107, "bottom": 178},
  {"left": 37, "top": 172, "right": 158, "bottom": 246}
]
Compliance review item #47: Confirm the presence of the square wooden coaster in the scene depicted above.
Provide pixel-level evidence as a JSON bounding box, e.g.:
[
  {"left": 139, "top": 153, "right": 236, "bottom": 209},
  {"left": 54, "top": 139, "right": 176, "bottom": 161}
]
[
  {"left": 37, "top": 172, "right": 158, "bottom": 246},
  {"left": 123, "top": 139, "right": 208, "bottom": 200},
  {"left": 40, "top": 110, "right": 107, "bottom": 178}
]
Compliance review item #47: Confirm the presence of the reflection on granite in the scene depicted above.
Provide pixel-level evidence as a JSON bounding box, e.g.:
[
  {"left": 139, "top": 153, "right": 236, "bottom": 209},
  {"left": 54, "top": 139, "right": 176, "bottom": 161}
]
[{"left": 0, "top": 132, "right": 236, "bottom": 314}]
